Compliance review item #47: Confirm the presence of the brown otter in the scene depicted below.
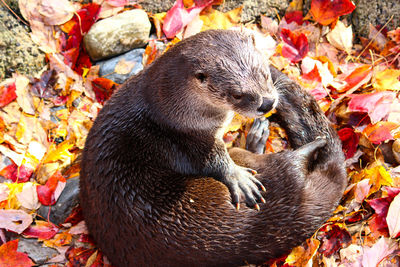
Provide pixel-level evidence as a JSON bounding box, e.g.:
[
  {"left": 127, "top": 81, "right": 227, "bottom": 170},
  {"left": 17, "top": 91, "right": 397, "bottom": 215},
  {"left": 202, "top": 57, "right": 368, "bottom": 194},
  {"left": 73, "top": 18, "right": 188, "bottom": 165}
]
[{"left": 80, "top": 29, "right": 347, "bottom": 266}]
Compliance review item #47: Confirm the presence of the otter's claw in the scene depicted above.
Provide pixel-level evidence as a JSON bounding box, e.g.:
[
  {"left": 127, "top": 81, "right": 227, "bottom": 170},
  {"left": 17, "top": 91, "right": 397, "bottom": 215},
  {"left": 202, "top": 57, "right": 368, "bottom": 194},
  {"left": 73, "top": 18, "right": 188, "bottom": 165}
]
[{"left": 223, "top": 166, "right": 265, "bottom": 210}]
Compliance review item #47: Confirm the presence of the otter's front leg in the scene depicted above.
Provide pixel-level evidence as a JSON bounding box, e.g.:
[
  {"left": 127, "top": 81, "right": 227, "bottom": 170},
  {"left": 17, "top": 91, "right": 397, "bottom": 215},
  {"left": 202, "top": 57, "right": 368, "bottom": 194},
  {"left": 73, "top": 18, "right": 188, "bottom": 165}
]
[{"left": 202, "top": 142, "right": 266, "bottom": 210}]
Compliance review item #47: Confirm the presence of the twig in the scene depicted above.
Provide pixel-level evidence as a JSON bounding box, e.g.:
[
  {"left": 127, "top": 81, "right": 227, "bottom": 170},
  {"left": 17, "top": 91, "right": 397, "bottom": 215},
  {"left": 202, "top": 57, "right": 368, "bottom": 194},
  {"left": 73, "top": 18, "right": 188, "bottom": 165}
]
[{"left": 0, "top": 0, "right": 29, "bottom": 26}]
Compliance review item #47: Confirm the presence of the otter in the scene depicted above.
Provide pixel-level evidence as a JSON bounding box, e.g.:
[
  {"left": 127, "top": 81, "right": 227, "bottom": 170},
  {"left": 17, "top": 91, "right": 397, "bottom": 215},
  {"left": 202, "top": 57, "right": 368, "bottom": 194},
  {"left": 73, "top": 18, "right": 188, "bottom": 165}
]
[{"left": 80, "top": 29, "right": 347, "bottom": 266}]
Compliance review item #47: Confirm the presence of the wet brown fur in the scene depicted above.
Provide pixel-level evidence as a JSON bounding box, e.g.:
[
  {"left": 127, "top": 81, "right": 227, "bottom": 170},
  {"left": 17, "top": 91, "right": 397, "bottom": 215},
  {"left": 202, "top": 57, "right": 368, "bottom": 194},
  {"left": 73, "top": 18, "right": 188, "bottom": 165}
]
[{"left": 80, "top": 30, "right": 347, "bottom": 266}]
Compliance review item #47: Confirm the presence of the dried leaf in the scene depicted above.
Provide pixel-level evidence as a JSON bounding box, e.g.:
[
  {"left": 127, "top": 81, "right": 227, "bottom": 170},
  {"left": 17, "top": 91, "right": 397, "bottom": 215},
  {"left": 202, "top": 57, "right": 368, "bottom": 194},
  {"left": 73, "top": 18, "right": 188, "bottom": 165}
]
[
  {"left": 387, "top": 193, "right": 400, "bottom": 238},
  {"left": 348, "top": 92, "right": 395, "bottom": 124},
  {"left": 114, "top": 59, "right": 136, "bottom": 75},
  {"left": 16, "top": 182, "right": 41, "bottom": 210},
  {"left": 285, "top": 238, "right": 320, "bottom": 266},
  {"left": 362, "top": 237, "right": 398, "bottom": 267},
  {"left": 200, "top": 6, "right": 242, "bottom": 31},
  {"left": 23, "top": 220, "right": 58, "bottom": 240},
  {"left": 0, "top": 240, "right": 34, "bottom": 267},
  {"left": 326, "top": 20, "right": 353, "bottom": 53},
  {"left": 362, "top": 122, "right": 398, "bottom": 145},
  {"left": 318, "top": 224, "right": 351, "bottom": 257},
  {"left": 309, "top": 0, "right": 356, "bottom": 26},
  {"left": 0, "top": 209, "right": 33, "bottom": 234},
  {"left": 280, "top": 28, "right": 309, "bottom": 63},
  {"left": 39, "top": 0, "right": 76, "bottom": 25},
  {"left": 372, "top": 69, "right": 400, "bottom": 91},
  {"left": 37, "top": 171, "right": 66, "bottom": 206},
  {"left": 15, "top": 75, "right": 35, "bottom": 115},
  {"left": 0, "top": 83, "right": 17, "bottom": 108}
]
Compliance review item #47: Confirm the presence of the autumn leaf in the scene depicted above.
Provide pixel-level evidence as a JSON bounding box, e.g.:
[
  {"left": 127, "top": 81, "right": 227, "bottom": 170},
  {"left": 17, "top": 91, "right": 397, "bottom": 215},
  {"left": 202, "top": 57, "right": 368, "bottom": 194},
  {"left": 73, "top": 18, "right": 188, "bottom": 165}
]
[
  {"left": 318, "top": 224, "right": 351, "bottom": 257},
  {"left": 106, "top": 0, "right": 137, "bottom": 7},
  {"left": 280, "top": 28, "right": 309, "bottom": 63},
  {"left": 372, "top": 69, "right": 400, "bottom": 91},
  {"left": 285, "top": 238, "right": 320, "bottom": 266},
  {"left": 348, "top": 92, "right": 395, "bottom": 124},
  {"left": 36, "top": 171, "right": 66, "bottom": 206},
  {"left": 0, "top": 240, "right": 34, "bottom": 267},
  {"left": 92, "top": 77, "right": 119, "bottom": 104},
  {"left": 23, "top": 220, "right": 59, "bottom": 240},
  {"left": 338, "top": 127, "right": 359, "bottom": 159},
  {"left": 336, "top": 64, "right": 372, "bottom": 93},
  {"left": 0, "top": 83, "right": 17, "bottom": 108},
  {"left": 0, "top": 209, "right": 33, "bottom": 234},
  {"left": 163, "top": 0, "right": 213, "bottom": 38},
  {"left": 308, "top": 0, "right": 356, "bottom": 26},
  {"left": 386, "top": 193, "right": 400, "bottom": 238},
  {"left": 362, "top": 122, "right": 398, "bottom": 145},
  {"left": 199, "top": 6, "right": 242, "bottom": 31},
  {"left": 0, "top": 163, "right": 34, "bottom": 183},
  {"left": 326, "top": 20, "right": 353, "bottom": 53},
  {"left": 362, "top": 237, "right": 398, "bottom": 267}
]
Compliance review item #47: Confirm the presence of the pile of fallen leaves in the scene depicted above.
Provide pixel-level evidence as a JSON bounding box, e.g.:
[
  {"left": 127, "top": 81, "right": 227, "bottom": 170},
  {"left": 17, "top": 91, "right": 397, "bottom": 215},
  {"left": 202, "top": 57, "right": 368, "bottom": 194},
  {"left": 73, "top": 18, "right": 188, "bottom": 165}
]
[{"left": 0, "top": 0, "right": 399, "bottom": 265}]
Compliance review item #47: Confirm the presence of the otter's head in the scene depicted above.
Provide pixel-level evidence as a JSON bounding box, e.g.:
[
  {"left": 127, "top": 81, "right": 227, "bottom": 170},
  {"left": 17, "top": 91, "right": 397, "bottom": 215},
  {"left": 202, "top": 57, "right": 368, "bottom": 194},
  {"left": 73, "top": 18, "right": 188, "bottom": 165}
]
[{"left": 176, "top": 29, "right": 278, "bottom": 118}]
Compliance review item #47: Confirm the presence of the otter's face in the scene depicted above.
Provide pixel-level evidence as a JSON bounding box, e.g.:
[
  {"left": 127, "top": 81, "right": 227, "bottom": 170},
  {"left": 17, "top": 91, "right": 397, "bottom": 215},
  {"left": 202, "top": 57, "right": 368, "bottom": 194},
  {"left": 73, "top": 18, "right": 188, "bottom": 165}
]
[{"left": 188, "top": 30, "right": 278, "bottom": 118}]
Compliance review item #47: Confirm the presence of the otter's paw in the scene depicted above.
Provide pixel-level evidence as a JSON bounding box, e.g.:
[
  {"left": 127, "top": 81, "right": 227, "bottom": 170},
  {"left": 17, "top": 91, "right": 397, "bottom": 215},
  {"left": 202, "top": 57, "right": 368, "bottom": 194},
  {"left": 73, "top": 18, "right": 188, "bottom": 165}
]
[
  {"left": 223, "top": 166, "right": 266, "bottom": 210},
  {"left": 246, "top": 118, "right": 269, "bottom": 154}
]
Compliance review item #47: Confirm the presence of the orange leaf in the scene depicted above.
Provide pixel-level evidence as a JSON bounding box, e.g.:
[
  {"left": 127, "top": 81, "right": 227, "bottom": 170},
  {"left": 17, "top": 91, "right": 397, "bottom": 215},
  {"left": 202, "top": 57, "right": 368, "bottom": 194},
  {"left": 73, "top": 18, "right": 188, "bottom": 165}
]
[
  {"left": 340, "top": 65, "right": 372, "bottom": 92},
  {"left": 309, "top": 0, "right": 355, "bottom": 26},
  {"left": 363, "top": 122, "right": 398, "bottom": 145},
  {"left": 0, "top": 240, "right": 34, "bottom": 267},
  {"left": 92, "top": 77, "right": 118, "bottom": 104}
]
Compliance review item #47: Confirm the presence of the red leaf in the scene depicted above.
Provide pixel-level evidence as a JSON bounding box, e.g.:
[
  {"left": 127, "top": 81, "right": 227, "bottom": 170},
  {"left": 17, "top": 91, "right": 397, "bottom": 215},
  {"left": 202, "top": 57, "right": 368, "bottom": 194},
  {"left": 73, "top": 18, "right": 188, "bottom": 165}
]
[
  {"left": 62, "top": 48, "right": 79, "bottom": 68},
  {"left": 318, "top": 224, "right": 351, "bottom": 257},
  {"left": 338, "top": 127, "right": 359, "bottom": 159},
  {"left": 37, "top": 171, "right": 66, "bottom": 206},
  {"left": 368, "top": 188, "right": 400, "bottom": 236},
  {"left": 284, "top": 11, "right": 304, "bottom": 25},
  {"left": 302, "top": 65, "right": 322, "bottom": 83},
  {"left": 0, "top": 163, "right": 33, "bottom": 183},
  {"left": 0, "top": 240, "right": 34, "bottom": 267},
  {"left": 362, "top": 122, "right": 398, "bottom": 145},
  {"left": 310, "top": 0, "right": 356, "bottom": 26},
  {"left": 0, "top": 83, "right": 17, "bottom": 107},
  {"left": 348, "top": 92, "right": 395, "bottom": 124},
  {"left": 106, "top": 0, "right": 135, "bottom": 7},
  {"left": 22, "top": 221, "right": 59, "bottom": 240},
  {"left": 340, "top": 65, "right": 372, "bottom": 93},
  {"left": 66, "top": 246, "right": 96, "bottom": 265},
  {"left": 163, "top": 0, "right": 213, "bottom": 39},
  {"left": 280, "top": 28, "right": 309, "bottom": 63},
  {"left": 92, "top": 78, "right": 119, "bottom": 104}
]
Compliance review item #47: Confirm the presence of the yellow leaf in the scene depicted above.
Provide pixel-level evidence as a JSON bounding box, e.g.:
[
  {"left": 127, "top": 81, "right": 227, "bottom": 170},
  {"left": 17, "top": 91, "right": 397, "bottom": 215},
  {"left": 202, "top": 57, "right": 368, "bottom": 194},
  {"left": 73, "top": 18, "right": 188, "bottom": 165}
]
[
  {"left": 42, "top": 140, "right": 75, "bottom": 164},
  {"left": 43, "top": 232, "right": 73, "bottom": 248},
  {"left": 200, "top": 7, "right": 242, "bottom": 31},
  {"left": 15, "top": 114, "right": 35, "bottom": 145},
  {"left": 372, "top": 69, "right": 400, "bottom": 91},
  {"left": 285, "top": 238, "right": 320, "bottom": 266},
  {"left": 367, "top": 166, "right": 393, "bottom": 194}
]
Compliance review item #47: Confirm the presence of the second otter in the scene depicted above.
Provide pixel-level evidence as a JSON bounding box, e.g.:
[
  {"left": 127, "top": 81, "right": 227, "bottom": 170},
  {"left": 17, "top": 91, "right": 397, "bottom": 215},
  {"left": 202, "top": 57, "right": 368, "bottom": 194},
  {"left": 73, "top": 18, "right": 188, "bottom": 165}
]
[{"left": 80, "top": 29, "right": 347, "bottom": 266}]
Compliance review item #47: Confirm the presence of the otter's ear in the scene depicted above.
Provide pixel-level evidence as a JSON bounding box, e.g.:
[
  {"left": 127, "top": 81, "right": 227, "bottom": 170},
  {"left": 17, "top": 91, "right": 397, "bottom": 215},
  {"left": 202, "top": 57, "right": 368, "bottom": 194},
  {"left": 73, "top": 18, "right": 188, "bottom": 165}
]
[{"left": 195, "top": 71, "right": 207, "bottom": 83}]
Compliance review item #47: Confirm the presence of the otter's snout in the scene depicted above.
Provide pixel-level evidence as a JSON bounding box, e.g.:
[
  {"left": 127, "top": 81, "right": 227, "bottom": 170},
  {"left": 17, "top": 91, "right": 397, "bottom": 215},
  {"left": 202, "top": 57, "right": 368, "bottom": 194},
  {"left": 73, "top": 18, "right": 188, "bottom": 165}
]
[{"left": 257, "top": 98, "right": 275, "bottom": 114}]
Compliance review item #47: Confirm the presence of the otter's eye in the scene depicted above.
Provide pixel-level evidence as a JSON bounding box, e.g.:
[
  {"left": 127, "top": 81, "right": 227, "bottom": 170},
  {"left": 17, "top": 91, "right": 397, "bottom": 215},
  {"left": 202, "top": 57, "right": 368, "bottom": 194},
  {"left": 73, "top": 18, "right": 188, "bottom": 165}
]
[
  {"left": 195, "top": 72, "right": 207, "bottom": 83},
  {"left": 231, "top": 92, "right": 243, "bottom": 100}
]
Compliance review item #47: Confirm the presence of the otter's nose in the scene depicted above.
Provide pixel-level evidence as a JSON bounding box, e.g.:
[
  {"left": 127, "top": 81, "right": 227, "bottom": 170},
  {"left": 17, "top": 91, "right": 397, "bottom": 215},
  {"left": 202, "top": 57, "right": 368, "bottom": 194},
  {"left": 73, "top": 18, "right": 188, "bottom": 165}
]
[{"left": 257, "top": 98, "right": 275, "bottom": 114}]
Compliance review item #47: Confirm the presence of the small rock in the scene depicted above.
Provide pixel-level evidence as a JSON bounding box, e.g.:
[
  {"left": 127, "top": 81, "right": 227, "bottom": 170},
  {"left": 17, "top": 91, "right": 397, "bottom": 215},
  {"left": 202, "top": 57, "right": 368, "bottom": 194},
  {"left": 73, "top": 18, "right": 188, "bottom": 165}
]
[
  {"left": 38, "top": 178, "right": 80, "bottom": 225},
  {"left": 16, "top": 237, "right": 58, "bottom": 265},
  {"left": 84, "top": 9, "right": 151, "bottom": 61},
  {"left": 97, "top": 48, "right": 145, "bottom": 84}
]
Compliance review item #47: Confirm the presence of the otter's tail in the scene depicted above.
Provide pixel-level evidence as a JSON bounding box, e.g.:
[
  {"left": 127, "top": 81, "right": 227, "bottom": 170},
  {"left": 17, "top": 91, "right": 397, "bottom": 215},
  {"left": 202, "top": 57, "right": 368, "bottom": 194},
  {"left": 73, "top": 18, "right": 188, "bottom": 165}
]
[{"left": 270, "top": 67, "right": 347, "bottom": 196}]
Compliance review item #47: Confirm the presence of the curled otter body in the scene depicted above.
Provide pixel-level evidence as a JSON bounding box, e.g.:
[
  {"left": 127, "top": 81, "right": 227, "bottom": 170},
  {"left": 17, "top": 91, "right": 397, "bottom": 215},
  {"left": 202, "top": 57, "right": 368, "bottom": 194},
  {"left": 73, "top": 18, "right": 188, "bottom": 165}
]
[{"left": 80, "top": 30, "right": 347, "bottom": 266}]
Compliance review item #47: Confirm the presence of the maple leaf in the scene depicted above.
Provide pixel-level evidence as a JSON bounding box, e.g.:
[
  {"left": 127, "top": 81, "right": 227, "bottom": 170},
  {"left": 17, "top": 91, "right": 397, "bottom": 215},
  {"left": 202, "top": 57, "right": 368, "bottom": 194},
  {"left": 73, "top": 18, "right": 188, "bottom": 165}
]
[
  {"left": 318, "top": 224, "right": 351, "bottom": 257},
  {"left": 0, "top": 83, "right": 17, "bottom": 108},
  {"left": 348, "top": 92, "right": 395, "bottom": 124},
  {"left": 0, "top": 163, "right": 34, "bottom": 183},
  {"left": 36, "top": 171, "right": 66, "bottom": 206},
  {"left": 284, "top": 11, "right": 305, "bottom": 25},
  {"left": 309, "top": 0, "right": 356, "bottom": 26},
  {"left": 326, "top": 20, "right": 353, "bottom": 53},
  {"left": 163, "top": 0, "right": 213, "bottom": 38},
  {"left": 92, "top": 78, "right": 119, "bottom": 104},
  {"left": 199, "top": 6, "right": 242, "bottom": 31},
  {"left": 0, "top": 240, "right": 34, "bottom": 267},
  {"left": 362, "top": 122, "right": 398, "bottom": 145},
  {"left": 337, "top": 127, "right": 359, "bottom": 159},
  {"left": 0, "top": 209, "right": 33, "bottom": 234},
  {"left": 23, "top": 220, "right": 59, "bottom": 240},
  {"left": 372, "top": 69, "right": 400, "bottom": 91},
  {"left": 335, "top": 64, "right": 372, "bottom": 93},
  {"left": 280, "top": 28, "right": 309, "bottom": 63}
]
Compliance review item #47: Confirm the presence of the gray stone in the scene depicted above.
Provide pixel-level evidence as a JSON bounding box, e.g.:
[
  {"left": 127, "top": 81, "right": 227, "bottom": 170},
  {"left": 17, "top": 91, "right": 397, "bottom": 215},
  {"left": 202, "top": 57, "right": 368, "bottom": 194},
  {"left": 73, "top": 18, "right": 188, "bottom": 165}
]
[
  {"left": 351, "top": 0, "right": 400, "bottom": 37},
  {"left": 84, "top": 9, "right": 151, "bottom": 61},
  {"left": 16, "top": 237, "right": 58, "bottom": 265},
  {"left": 140, "top": 0, "right": 289, "bottom": 23},
  {"left": 38, "top": 178, "right": 80, "bottom": 225},
  {"left": 97, "top": 48, "right": 145, "bottom": 84},
  {"left": 0, "top": 6, "right": 46, "bottom": 80}
]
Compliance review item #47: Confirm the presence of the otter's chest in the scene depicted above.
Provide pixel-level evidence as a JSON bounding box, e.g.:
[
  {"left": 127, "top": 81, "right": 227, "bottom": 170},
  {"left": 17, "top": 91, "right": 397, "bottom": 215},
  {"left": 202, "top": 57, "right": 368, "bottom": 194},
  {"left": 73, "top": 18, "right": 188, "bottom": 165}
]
[{"left": 215, "top": 111, "right": 235, "bottom": 140}]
